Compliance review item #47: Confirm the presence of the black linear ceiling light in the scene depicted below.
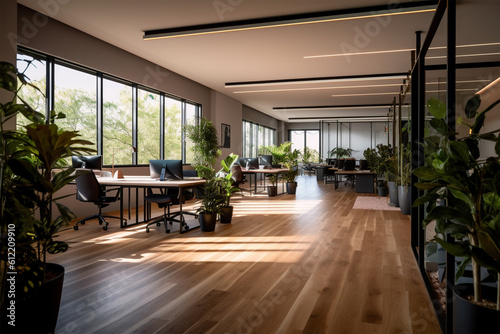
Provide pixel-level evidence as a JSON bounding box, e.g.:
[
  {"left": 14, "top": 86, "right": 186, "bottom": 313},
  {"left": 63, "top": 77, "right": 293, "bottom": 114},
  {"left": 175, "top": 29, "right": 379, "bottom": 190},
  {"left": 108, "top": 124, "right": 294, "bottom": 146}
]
[{"left": 143, "top": 1, "right": 437, "bottom": 40}]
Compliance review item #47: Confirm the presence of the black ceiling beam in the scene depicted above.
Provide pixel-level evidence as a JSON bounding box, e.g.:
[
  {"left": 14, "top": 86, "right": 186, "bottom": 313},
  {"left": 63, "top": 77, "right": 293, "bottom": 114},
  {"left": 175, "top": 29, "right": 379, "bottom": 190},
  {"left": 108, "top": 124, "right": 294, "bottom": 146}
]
[
  {"left": 144, "top": 0, "right": 438, "bottom": 39},
  {"left": 273, "top": 104, "right": 409, "bottom": 111},
  {"left": 226, "top": 72, "right": 409, "bottom": 87}
]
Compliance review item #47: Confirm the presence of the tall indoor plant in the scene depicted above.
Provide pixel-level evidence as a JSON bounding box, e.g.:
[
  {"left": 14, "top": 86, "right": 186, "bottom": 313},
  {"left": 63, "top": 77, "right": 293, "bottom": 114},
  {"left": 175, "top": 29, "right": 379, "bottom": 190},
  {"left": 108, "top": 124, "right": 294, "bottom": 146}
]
[
  {"left": 184, "top": 117, "right": 221, "bottom": 180},
  {"left": 0, "top": 61, "right": 94, "bottom": 333},
  {"left": 397, "top": 143, "right": 412, "bottom": 214},
  {"left": 281, "top": 142, "right": 301, "bottom": 194},
  {"left": 414, "top": 96, "right": 500, "bottom": 332}
]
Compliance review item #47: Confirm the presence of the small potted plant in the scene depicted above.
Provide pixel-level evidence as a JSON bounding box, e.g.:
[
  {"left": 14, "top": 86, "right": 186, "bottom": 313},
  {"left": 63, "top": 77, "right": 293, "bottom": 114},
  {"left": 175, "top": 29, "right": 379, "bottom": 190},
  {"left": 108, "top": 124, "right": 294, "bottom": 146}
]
[
  {"left": 267, "top": 174, "right": 278, "bottom": 197},
  {"left": 196, "top": 178, "right": 226, "bottom": 231},
  {"left": 217, "top": 153, "right": 240, "bottom": 224}
]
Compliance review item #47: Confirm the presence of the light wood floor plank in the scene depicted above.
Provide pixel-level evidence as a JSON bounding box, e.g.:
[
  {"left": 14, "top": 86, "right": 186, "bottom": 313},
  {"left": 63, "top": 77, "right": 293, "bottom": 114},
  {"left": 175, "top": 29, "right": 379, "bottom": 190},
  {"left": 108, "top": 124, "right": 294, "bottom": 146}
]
[{"left": 49, "top": 175, "right": 442, "bottom": 334}]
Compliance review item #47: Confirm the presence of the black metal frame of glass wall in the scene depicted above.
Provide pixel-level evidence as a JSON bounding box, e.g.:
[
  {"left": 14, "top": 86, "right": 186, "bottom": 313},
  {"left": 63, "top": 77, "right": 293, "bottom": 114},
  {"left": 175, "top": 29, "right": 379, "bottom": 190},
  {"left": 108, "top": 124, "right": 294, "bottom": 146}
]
[
  {"left": 17, "top": 46, "right": 201, "bottom": 166},
  {"left": 410, "top": 1, "right": 500, "bottom": 333}
]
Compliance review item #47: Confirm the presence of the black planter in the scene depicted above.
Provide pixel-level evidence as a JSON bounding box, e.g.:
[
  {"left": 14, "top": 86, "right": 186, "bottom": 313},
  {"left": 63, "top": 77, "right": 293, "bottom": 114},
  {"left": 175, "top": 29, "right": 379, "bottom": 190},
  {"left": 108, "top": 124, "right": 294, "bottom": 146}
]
[
  {"left": 286, "top": 182, "right": 297, "bottom": 195},
  {"left": 3, "top": 263, "right": 65, "bottom": 334},
  {"left": 220, "top": 206, "right": 233, "bottom": 224},
  {"left": 267, "top": 185, "right": 277, "bottom": 197},
  {"left": 199, "top": 212, "right": 217, "bottom": 231},
  {"left": 453, "top": 284, "right": 500, "bottom": 334},
  {"left": 377, "top": 186, "right": 388, "bottom": 196},
  {"left": 388, "top": 181, "right": 399, "bottom": 207},
  {"left": 398, "top": 185, "right": 411, "bottom": 215}
]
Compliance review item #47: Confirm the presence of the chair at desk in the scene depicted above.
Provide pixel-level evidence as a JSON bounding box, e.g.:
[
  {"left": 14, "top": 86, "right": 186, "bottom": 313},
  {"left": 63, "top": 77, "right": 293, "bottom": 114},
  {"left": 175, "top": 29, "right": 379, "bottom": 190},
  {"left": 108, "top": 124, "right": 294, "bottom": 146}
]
[
  {"left": 74, "top": 170, "right": 124, "bottom": 231},
  {"left": 343, "top": 158, "right": 356, "bottom": 188},
  {"left": 231, "top": 164, "right": 247, "bottom": 195},
  {"left": 145, "top": 170, "right": 197, "bottom": 233}
]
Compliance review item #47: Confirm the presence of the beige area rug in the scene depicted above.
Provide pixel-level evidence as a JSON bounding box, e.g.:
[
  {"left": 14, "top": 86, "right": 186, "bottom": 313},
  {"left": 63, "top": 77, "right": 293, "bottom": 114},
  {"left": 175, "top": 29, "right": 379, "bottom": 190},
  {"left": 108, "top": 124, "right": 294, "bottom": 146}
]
[{"left": 352, "top": 196, "right": 401, "bottom": 211}]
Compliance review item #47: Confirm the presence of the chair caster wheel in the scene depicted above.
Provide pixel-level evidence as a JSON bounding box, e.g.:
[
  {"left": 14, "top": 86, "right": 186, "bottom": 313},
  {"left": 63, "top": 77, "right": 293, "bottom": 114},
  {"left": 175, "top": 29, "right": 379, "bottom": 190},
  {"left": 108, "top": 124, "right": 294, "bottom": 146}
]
[
  {"left": 73, "top": 226, "right": 78, "bottom": 230},
  {"left": 156, "top": 222, "right": 161, "bottom": 226},
  {"left": 81, "top": 222, "right": 85, "bottom": 225},
  {"left": 184, "top": 225, "right": 189, "bottom": 231},
  {"left": 165, "top": 229, "right": 170, "bottom": 233},
  {"left": 194, "top": 215, "right": 198, "bottom": 219},
  {"left": 146, "top": 228, "right": 150, "bottom": 233},
  {"left": 103, "top": 226, "right": 108, "bottom": 231}
]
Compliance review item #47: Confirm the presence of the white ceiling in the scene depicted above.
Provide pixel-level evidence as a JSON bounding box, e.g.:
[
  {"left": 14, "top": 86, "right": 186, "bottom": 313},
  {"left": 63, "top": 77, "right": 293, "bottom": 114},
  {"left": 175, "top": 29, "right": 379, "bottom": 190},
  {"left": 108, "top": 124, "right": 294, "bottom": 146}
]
[{"left": 18, "top": 0, "right": 500, "bottom": 122}]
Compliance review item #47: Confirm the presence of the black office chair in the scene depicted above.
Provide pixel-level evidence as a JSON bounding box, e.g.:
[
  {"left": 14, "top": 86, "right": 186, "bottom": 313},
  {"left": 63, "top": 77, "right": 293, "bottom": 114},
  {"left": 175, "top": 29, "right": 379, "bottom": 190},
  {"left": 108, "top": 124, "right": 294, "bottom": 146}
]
[
  {"left": 343, "top": 159, "right": 356, "bottom": 188},
  {"left": 74, "top": 170, "right": 124, "bottom": 231},
  {"left": 145, "top": 170, "right": 197, "bottom": 233}
]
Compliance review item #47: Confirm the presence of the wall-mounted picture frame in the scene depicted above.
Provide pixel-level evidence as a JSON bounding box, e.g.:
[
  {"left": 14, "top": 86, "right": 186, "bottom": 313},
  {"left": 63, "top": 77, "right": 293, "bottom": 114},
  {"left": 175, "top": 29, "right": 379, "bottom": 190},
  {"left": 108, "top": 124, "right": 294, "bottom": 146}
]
[{"left": 221, "top": 123, "right": 231, "bottom": 148}]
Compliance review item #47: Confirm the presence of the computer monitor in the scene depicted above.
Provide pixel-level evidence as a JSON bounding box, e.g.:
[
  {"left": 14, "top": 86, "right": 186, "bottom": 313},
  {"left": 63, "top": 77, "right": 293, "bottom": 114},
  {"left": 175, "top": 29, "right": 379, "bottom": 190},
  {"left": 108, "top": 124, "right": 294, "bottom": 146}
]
[
  {"left": 239, "top": 157, "right": 259, "bottom": 169},
  {"left": 72, "top": 155, "right": 103, "bottom": 170},
  {"left": 258, "top": 155, "right": 273, "bottom": 166},
  {"left": 149, "top": 159, "right": 183, "bottom": 181}
]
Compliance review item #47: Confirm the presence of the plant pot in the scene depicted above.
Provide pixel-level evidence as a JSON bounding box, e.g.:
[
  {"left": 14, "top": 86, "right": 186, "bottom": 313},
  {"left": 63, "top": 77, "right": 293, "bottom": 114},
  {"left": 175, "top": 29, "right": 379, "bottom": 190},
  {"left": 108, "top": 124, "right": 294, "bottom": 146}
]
[
  {"left": 220, "top": 206, "right": 233, "bottom": 224},
  {"left": 388, "top": 181, "right": 399, "bottom": 207},
  {"left": 267, "top": 185, "right": 277, "bottom": 197},
  {"left": 377, "top": 186, "right": 388, "bottom": 196},
  {"left": 453, "top": 284, "right": 500, "bottom": 334},
  {"left": 398, "top": 185, "right": 411, "bottom": 215},
  {"left": 2, "top": 263, "right": 65, "bottom": 334},
  {"left": 286, "top": 182, "right": 297, "bottom": 195},
  {"left": 199, "top": 212, "right": 217, "bottom": 231}
]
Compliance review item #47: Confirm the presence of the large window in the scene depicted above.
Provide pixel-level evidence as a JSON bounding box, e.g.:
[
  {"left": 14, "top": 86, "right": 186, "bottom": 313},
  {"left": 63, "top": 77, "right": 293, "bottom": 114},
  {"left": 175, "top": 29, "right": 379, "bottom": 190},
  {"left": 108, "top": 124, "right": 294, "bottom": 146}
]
[
  {"left": 16, "top": 48, "right": 201, "bottom": 166},
  {"left": 54, "top": 63, "right": 97, "bottom": 152},
  {"left": 289, "top": 129, "right": 320, "bottom": 162},
  {"left": 137, "top": 88, "right": 161, "bottom": 164},
  {"left": 241, "top": 120, "right": 276, "bottom": 158},
  {"left": 16, "top": 54, "right": 46, "bottom": 130}
]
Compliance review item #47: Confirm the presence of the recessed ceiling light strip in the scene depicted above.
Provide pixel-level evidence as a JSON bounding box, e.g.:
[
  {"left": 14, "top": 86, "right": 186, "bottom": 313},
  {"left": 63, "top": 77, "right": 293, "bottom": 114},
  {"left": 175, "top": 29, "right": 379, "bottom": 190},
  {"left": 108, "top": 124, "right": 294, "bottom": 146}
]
[{"left": 304, "top": 42, "right": 500, "bottom": 59}]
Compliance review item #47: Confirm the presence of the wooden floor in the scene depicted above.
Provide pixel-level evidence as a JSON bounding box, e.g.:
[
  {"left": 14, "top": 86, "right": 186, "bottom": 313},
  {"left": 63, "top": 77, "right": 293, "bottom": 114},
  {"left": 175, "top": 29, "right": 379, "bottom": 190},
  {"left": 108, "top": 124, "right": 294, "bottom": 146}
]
[{"left": 50, "top": 175, "right": 442, "bottom": 334}]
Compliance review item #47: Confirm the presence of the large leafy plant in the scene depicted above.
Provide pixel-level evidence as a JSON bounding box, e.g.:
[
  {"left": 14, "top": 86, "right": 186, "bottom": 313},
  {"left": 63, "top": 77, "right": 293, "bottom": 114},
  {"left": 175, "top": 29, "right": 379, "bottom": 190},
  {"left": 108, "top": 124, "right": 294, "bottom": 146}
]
[
  {"left": 330, "top": 147, "right": 352, "bottom": 159},
  {"left": 184, "top": 117, "right": 221, "bottom": 180},
  {"left": 413, "top": 96, "right": 500, "bottom": 309},
  {"left": 216, "top": 153, "right": 240, "bottom": 206},
  {"left": 0, "top": 61, "right": 94, "bottom": 306}
]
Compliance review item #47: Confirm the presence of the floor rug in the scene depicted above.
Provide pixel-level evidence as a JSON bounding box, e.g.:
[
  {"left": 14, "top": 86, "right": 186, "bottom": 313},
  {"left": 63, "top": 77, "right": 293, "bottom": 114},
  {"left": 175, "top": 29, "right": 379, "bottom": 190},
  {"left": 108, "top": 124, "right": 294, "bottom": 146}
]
[{"left": 352, "top": 196, "right": 401, "bottom": 211}]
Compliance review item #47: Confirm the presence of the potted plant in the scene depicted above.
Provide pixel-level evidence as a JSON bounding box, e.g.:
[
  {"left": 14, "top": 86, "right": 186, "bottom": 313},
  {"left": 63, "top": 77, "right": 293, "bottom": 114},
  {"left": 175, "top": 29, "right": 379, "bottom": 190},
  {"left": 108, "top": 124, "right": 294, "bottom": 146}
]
[
  {"left": 413, "top": 96, "right": 500, "bottom": 333},
  {"left": 184, "top": 117, "right": 221, "bottom": 180},
  {"left": 267, "top": 174, "right": 278, "bottom": 197},
  {"left": 373, "top": 144, "right": 392, "bottom": 196},
  {"left": 282, "top": 142, "right": 301, "bottom": 194},
  {"left": 385, "top": 152, "right": 399, "bottom": 207},
  {"left": 330, "top": 147, "right": 352, "bottom": 169},
  {"left": 216, "top": 153, "right": 240, "bottom": 224},
  {"left": 196, "top": 178, "right": 226, "bottom": 231},
  {"left": 397, "top": 143, "right": 412, "bottom": 214},
  {"left": 260, "top": 144, "right": 286, "bottom": 167},
  {"left": 0, "top": 61, "right": 94, "bottom": 333}
]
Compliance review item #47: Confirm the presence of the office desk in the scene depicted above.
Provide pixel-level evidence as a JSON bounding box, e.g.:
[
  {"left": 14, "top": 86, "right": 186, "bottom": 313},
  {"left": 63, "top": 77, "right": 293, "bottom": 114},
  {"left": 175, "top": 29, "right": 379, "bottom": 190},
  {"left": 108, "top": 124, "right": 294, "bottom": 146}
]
[
  {"left": 329, "top": 169, "right": 377, "bottom": 193},
  {"left": 98, "top": 176, "right": 205, "bottom": 233},
  {"left": 242, "top": 168, "right": 288, "bottom": 195}
]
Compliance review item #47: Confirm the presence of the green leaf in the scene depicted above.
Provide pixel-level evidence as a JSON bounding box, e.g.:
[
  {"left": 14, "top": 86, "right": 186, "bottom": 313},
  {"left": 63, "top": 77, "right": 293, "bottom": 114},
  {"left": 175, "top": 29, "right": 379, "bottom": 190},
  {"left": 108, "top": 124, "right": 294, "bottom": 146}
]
[
  {"left": 465, "top": 94, "right": 480, "bottom": 118},
  {"left": 426, "top": 205, "right": 473, "bottom": 228},
  {"left": 427, "top": 98, "right": 446, "bottom": 119},
  {"left": 430, "top": 118, "right": 450, "bottom": 136},
  {"left": 435, "top": 236, "right": 470, "bottom": 257},
  {"left": 413, "top": 166, "right": 438, "bottom": 180},
  {"left": 46, "top": 240, "right": 69, "bottom": 254},
  {"left": 449, "top": 188, "right": 473, "bottom": 208},
  {"left": 449, "top": 141, "right": 470, "bottom": 163},
  {"left": 414, "top": 182, "right": 442, "bottom": 190}
]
